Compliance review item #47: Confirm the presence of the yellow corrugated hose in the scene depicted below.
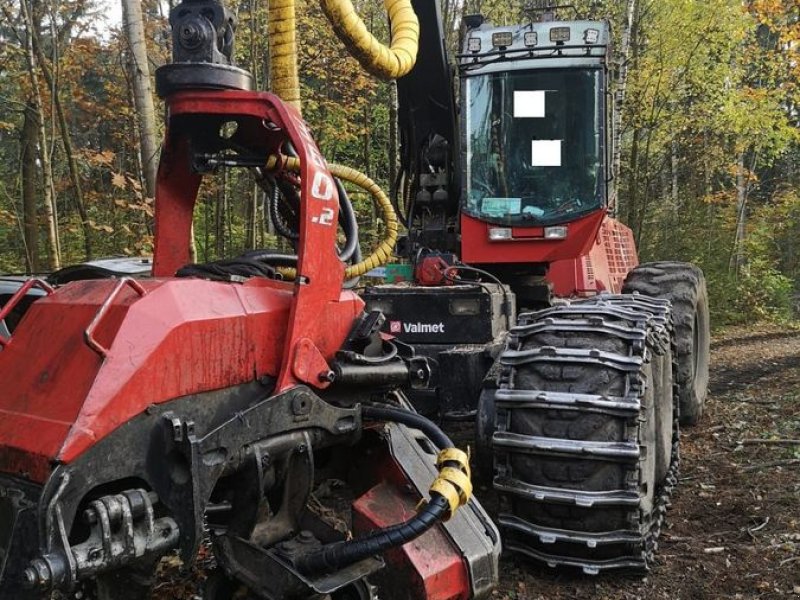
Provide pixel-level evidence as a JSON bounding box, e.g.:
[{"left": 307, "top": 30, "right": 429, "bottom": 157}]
[
  {"left": 267, "top": 0, "right": 419, "bottom": 272},
  {"left": 319, "top": 0, "right": 420, "bottom": 80},
  {"left": 269, "top": 0, "right": 420, "bottom": 106},
  {"left": 268, "top": 0, "right": 301, "bottom": 110},
  {"left": 265, "top": 155, "right": 398, "bottom": 279}
]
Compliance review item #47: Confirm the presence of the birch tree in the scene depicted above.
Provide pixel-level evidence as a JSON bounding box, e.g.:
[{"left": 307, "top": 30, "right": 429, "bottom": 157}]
[{"left": 121, "top": 0, "right": 159, "bottom": 200}]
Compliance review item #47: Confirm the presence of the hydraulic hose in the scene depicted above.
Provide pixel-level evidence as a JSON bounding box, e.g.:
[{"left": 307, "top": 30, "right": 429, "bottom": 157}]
[
  {"left": 335, "top": 176, "right": 359, "bottom": 263},
  {"left": 265, "top": 154, "right": 398, "bottom": 278},
  {"left": 295, "top": 406, "right": 472, "bottom": 575},
  {"left": 268, "top": 0, "right": 301, "bottom": 110},
  {"left": 266, "top": 177, "right": 359, "bottom": 261},
  {"left": 269, "top": 0, "right": 420, "bottom": 111},
  {"left": 319, "top": 0, "right": 420, "bottom": 80},
  {"left": 362, "top": 405, "right": 451, "bottom": 448},
  {"left": 270, "top": 179, "right": 300, "bottom": 241},
  {"left": 267, "top": 0, "right": 418, "bottom": 268},
  {"left": 297, "top": 495, "right": 450, "bottom": 574}
]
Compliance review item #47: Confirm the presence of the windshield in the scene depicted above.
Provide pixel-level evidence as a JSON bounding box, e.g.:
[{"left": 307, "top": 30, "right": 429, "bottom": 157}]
[{"left": 463, "top": 68, "right": 604, "bottom": 225}]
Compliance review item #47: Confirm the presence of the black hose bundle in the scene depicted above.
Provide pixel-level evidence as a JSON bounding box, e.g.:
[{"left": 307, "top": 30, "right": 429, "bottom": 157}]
[
  {"left": 261, "top": 175, "right": 360, "bottom": 264},
  {"left": 176, "top": 256, "right": 279, "bottom": 281}
]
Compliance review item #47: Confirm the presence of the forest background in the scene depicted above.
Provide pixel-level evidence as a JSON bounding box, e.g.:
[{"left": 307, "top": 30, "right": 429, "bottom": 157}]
[{"left": 0, "top": 0, "right": 798, "bottom": 326}]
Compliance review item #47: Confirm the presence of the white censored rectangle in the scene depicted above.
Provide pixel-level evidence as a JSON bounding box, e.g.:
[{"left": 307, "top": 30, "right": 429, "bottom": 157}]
[
  {"left": 531, "top": 140, "right": 562, "bottom": 166},
  {"left": 514, "top": 91, "right": 546, "bottom": 118}
]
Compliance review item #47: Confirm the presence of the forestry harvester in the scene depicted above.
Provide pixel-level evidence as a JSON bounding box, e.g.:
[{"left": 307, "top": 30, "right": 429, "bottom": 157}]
[
  {"left": 0, "top": 1, "right": 502, "bottom": 598},
  {"left": 362, "top": 0, "right": 712, "bottom": 574}
]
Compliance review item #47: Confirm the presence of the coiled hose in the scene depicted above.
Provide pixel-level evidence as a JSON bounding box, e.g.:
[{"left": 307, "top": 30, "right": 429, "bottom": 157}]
[
  {"left": 266, "top": 176, "right": 358, "bottom": 264},
  {"left": 319, "top": 0, "right": 420, "bottom": 80},
  {"left": 265, "top": 155, "right": 398, "bottom": 279},
  {"left": 295, "top": 406, "right": 472, "bottom": 574},
  {"left": 269, "top": 0, "right": 420, "bottom": 113}
]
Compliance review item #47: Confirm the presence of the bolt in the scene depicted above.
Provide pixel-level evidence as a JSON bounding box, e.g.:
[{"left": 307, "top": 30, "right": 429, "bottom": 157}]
[
  {"left": 298, "top": 530, "right": 314, "bottom": 543},
  {"left": 261, "top": 454, "right": 271, "bottom": 468},
  {"left": 318, "top": 370, "right": 336, "bottom": 383},
  {"left": 291, "top": 396, "right": 311, "bottom": 416},
  {"left": 170, "top": 417, "right": 182, "bottom": 442},
  {"left": 88, "top": 548, "right": 102, "bottom": 561},
  {"left": 297, "top": 443, "right": 307, "bottom": 454}
]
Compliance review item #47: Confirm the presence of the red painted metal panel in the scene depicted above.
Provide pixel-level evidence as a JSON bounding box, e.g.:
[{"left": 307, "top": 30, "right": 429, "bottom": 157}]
[
  {"left": 1, "top": 90, "right": 366, "bottom": 479},
  {"left": 548, "top": 216, "right": 639, "bottom": 297},
  {"left": 353, "top": 482, "right": 470, "bottom": 600},
  {"left": 460, "top": 209, "right": 606, "bottom": 265},
  {"left": 0, "top": 276, "right": 362, "bottom": 477},
  {"left": 152, "top": 91, "right": 355, "bottom": 392}
]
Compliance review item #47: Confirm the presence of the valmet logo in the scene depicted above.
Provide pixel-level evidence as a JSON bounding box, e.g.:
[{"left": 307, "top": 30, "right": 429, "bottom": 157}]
[{"left": 389, "top": 321, "right": 446, "bottom": 334}]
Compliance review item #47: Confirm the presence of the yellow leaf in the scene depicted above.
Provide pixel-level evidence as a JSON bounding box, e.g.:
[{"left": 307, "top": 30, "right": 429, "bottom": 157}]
[{"left": 111, "top": 173, "right": 126, "bottom": 189}]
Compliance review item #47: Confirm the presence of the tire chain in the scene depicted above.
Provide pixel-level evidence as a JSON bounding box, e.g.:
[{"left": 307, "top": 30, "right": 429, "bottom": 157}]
[{"left": 490, "top": 294, "right": 680, "bottom": 574}]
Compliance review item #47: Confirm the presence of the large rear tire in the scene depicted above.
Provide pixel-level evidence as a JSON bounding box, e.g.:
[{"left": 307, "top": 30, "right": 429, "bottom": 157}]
[{"left": 623, "top": 262, "right": 710, "bottom": 426}]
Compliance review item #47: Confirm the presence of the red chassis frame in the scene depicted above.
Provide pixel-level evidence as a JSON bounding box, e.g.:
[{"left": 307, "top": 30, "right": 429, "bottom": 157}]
[{"left": 0, "top": 90, "right": 364, "bottom": 479}]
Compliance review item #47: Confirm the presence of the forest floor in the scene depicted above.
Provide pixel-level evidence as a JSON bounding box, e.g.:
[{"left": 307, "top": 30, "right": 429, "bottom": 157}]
[
  {"left": 152, "top": 324, "right": 800, "bottom": 599},
  {"left": 491, "top": 324, "right": 800, "bottom": 600}
]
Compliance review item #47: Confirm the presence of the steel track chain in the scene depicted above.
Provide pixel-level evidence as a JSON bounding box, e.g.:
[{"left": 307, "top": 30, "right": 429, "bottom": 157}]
[{"left": 490, "top": 294, "right": 680, "bottom": 574}]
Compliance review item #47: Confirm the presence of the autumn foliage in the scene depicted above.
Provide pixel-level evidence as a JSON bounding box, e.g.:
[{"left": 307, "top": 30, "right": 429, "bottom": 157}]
[{"left": 0, "top": 0, "right": 798, "bottom": 324}]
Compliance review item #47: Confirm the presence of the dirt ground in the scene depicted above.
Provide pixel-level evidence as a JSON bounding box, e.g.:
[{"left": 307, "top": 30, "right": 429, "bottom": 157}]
[{"left": 490, "top": 325, "right": 800, "bottom": 600}]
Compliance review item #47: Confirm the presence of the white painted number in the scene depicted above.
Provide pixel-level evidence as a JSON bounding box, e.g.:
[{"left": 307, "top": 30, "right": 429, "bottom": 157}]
[
  {"left": 312, "top": 207, "right": 335, "bottom": 226},
  {"left": 311, "top": 171, "right": 335, "bottom": 201}
]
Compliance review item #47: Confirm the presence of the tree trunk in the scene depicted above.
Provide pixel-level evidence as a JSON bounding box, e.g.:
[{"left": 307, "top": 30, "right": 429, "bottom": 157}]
[
  {"left": 121, "top": 0, "right": 159, "bottom": 200},
  {"left": 731, "top": 151, "right": 747, "bottom": 275},
  {"left": 20, "top": 0, "right": 60, "bottom": 270},
  {"left": 20, "top": 102, "right": 40, "bottom": 273},
  {"left": 30, "top": 24, "right": 93, "bottom": 260},
  {"left": 613, "top": 0, "right": 637, "bottom": 189}
]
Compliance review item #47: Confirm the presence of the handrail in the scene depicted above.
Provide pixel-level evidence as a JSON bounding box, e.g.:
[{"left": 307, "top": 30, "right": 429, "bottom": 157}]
[
  {"left": 0, "top": 278, "right": 55, "bottom": 348},
  {"left": 84, "top": 278, "right": 147, "bottom": 358}
]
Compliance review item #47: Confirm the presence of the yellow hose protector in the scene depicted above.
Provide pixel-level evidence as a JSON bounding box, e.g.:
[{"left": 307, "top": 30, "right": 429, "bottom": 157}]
[
  {"left": 269, "top": 0, "right": 301, "bottom": 110},
  {"left": 319, "top": 0, "right": 420, "bottom": 80},
  {"left": 265, "top": 155, "right": 398, "bottom": 279},
  {"left": 428, "top": 448, "right": 473, "bottom": 519},
  {"left": 269, "top": 0, "right": 420, "bottom": 107}
]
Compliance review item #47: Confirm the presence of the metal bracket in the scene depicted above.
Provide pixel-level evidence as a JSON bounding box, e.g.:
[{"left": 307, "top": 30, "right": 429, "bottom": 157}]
[
  {"left": 0, "top": 278, "right": 54, "bottom": 348},
  {"left": 84, "top": 278, "right": 147, "bottom": 357}
]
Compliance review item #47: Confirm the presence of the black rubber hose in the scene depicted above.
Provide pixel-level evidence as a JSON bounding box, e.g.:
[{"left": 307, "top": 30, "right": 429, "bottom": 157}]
[
  {"left": 362, "top": 405, "right": 453, "bottom": 449},
  {"left": 240, "top": 251, "right": 298, "bottom": 266},
  {"left": 296, "top": 495, "right": 448, "bottom": 574},
  {"left": 335, "top": 177, "right": 359, "bottom": 263},
  {"left": 294, "top": 406, "right": 456, "bottom": 575},
  {"left": 266, "top": 178, "right": 357, "bottom": 263},
  {"left": 270, "top": 180, "right": 300, "bottom": 241}
]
